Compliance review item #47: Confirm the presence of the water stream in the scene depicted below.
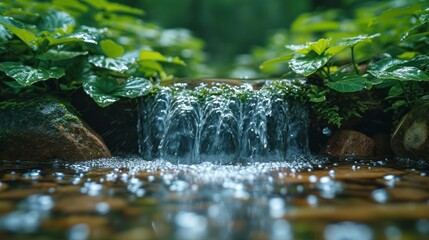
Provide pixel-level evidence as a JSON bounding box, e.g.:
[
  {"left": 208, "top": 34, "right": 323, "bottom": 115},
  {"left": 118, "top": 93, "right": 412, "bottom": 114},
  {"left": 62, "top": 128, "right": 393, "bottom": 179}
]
[
  {"left": 0, "top": 81, "right": 429, "bottom": 239},
  {"left": 138, "top": 81, "right": 308, "bottom": 164}
]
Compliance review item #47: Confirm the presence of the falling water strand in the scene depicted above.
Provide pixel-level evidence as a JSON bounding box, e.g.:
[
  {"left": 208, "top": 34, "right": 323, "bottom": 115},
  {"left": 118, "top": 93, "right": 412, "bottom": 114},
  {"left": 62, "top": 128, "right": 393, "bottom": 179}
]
[{"left": 138, "top": 80, "right": 309, "bottom": 164}]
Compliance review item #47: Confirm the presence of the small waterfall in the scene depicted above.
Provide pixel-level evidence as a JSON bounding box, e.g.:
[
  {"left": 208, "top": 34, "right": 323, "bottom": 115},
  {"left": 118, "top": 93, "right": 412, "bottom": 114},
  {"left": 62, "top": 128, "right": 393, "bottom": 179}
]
[{"left": 138, "top": 80, "right": 309, "bottom": 164}]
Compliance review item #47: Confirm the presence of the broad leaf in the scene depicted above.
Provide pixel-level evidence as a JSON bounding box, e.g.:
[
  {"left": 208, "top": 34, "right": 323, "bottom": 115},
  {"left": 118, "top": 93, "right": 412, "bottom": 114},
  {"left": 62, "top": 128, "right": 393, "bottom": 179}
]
[
  {"left": 0, "top": 25, "right": 12, "bottom": 41},
  {"left": 288, "top": 51, "right": 331, "bottom": 76},
  {"left": 37, "top": 49, "right": 88, "bottom": 61},
  {"left": 368, "top": 58, "right": 429, "bottom": 81},
  {"left": 89, "top": 55, "right": 129, "bottom": 72},
  {"left": 100, "top": 39, "right": 124, "bottom": 58},
  {"left": 260, "top": 54, "right": 294, "bottom": 69},
  {"left": 40, "top": 11, "right": 75, "bottom": 33},
  {"left": 0, "top": 24, "right": 37, "bottom": 49},
  {"left": 286, "top": 38, "right": 330, "bottom": 55},
  {"left": 327, "top": 71, "right": 368, "bottom": 92},
  {"left": 333, "top": 34, "right": 380, "bottom": 47},
  {"left": 0, "top": 62, "right": 64, "bottom": 86},
  {"left": 83, "top": 75, "right": 153, "bottom": 107},
  {"left": 386, "top": 83, "right": 404, "bottom": 99},
  {"left": 139, "top": 50, "right": 186, "bottom": 65}
]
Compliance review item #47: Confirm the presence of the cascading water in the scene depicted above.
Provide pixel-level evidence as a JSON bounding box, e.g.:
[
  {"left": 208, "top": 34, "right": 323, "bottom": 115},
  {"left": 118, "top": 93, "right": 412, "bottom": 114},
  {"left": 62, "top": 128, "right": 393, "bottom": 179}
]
[{"left": 138, "top": 80, "right": 309, "bottom": 164}]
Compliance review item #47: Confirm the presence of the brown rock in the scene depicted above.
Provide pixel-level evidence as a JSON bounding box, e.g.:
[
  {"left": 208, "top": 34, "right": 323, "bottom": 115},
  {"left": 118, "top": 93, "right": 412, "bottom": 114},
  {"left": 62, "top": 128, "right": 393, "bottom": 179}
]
[
  {"left": 0, "top": 97, "right": 111, "bottom": 161},
  {"left": 391, "top": 100, "right": 429, "bottom": 161},
  {"left": 323, "top": 130, "right": 375, "bottom": 157}
]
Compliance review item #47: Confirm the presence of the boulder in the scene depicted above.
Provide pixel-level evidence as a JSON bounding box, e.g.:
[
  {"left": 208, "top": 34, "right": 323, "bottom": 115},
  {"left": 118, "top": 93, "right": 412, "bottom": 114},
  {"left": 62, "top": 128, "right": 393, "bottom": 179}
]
[
  {"left": 323, "top": 130, "right": 375, "bottom": 157},
  {"left": 0, "top": 97, "right": 111, "bottom": 161},
  {"left": 391, "top": 100, "right": 429, "bottom": 161}
]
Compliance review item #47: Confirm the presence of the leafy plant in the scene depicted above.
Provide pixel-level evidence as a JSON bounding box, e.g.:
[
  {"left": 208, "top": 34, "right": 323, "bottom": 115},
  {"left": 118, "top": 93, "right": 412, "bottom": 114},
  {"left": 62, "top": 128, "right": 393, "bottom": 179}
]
[
  {"left": 260, "top": 1, "right": 429, "bottom": 126},
  {"left": 0, "top": 0, "right": 193, "bottom": 107}
]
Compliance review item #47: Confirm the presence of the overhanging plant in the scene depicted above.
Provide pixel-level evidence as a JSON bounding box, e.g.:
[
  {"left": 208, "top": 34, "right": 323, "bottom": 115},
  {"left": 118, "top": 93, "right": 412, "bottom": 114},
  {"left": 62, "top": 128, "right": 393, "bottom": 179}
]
[
  {"left": 0, "top": 0, "right": 186, "bottom": 107},
  {"left": 260, "top": 3, "right": 429, "bottom": 127}
]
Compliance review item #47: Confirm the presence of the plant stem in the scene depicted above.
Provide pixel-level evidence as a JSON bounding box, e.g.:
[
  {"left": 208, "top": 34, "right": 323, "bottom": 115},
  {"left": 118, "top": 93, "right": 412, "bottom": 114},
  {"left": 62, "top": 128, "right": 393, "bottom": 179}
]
[
  {"left": 321, "top": 68, "right": 332, "bottom": 81},
  {"left": 351, "top": 46, "right": 359, "bottom": 74}
]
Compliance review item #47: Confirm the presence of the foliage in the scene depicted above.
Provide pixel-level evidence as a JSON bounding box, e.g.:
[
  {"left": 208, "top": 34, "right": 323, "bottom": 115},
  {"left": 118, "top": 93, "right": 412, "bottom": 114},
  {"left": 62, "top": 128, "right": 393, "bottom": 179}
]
[
  {"left": 260, "top": 0, "right": 429, "bottom": 126},
  {"left": 0, "top": 0, "right": 206, "bottom": 107}
]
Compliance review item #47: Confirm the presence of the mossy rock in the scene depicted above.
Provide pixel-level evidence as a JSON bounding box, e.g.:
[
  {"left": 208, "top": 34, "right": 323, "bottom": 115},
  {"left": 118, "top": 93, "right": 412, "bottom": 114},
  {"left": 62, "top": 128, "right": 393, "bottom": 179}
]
[
  {"left": 0, "top": 97, "right": 111, "bottom": 161},
  {"left": 391, "top": 100, "right": 429, "bottom": 161}
]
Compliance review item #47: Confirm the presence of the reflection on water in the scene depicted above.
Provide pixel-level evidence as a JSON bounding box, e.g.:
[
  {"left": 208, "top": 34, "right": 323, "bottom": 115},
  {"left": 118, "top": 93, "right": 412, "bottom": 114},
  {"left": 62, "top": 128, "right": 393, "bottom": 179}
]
[{"left": 0, "top": 157, "right": 429, "bottom": 239}]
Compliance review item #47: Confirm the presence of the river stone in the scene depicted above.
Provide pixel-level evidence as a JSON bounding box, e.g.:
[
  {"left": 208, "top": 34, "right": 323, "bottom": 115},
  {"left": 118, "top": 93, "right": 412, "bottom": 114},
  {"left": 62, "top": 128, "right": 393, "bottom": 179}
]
[
  {"left": 0, "top": 97, "right": 111, "bottom": 161},
  {"left": 391, "top": 101, "right": 429, "bottom": 161},
  {"left": 323, "top": 130, "right": 375, "bottom": 157}
]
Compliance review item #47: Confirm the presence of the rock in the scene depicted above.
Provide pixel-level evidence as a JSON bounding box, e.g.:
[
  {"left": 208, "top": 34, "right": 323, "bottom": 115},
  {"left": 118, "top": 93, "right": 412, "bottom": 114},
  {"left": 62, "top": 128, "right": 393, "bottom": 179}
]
[
  {"left": 391, "top": 101, "right": 429, "bottom": 161},
  {"left": 323, "top": 130, "right": 375, "bottom": 157},
  {"left": 0, "top": 97, "right": 111, "bottom": 161}
]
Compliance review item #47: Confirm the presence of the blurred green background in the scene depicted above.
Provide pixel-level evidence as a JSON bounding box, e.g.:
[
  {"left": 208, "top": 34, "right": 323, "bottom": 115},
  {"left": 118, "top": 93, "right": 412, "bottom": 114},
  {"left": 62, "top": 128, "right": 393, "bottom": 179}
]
[{"left": 113, "top": 0, "right": 403, "bottom": 77}]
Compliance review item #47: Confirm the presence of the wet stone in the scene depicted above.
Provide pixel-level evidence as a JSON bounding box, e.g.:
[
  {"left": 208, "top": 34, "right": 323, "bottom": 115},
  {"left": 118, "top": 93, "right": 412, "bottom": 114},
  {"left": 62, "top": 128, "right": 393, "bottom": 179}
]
[{"left": 323, "top": 130, "right": 375, "bottom": 157}]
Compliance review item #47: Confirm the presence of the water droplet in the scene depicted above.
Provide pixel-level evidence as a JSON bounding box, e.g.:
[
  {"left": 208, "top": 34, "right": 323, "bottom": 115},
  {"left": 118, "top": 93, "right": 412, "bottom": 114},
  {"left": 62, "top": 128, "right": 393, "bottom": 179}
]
[
  {"left": 324, "top": 222, "right": 373, "bottom": 240},
  {"left": 271, "top": 219, "right": 292, "bottom": 240},
  {"left": 23, "top": 169, "right": 41, "bottom": 179},
  {"left": 322, "top": 127, "right": 332, "bottom": 136},
  {"left": 80, "top": 182, "right": 103, "bottom": 196},
  {"left": 318, "top": 176, "right": 342, "bottom": 199},
  {"left": 269, "top": 197, "right": 285, "bottom": 218},
  {"left": 307, "top": 195, "right": 318, "bottom": 206},
  {"left": 175, "top": 211, "right": 208, "bottom": 239},
  {"left": 0, "top": 210, "right": 41, "bottom": 233},
  {"left": 371, "top": 189, "right": 389, "bottom": 204},
  {"left": 68, "top": 223, "right": 90, "bottom": 240},
  {"left": 95, "top": 202, "right": 110, "bottom": 215},
  {"left": 308, "top": 175, "right": 318, "bottom": 183},
  {"left": 416, "top": 219, "right": 429, "bottom": 234},
  {"left": 23, "top": 194, "right": 55, "bottom": 212},
  {"left": 385, "top": 225, "right": 402, "bottom": 240}
]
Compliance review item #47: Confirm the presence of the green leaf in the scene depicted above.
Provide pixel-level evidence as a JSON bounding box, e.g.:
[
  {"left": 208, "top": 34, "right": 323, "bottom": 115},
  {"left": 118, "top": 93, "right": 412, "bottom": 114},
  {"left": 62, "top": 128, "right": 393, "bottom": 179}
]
[
  {"left": 0, "top": 23, "right": 37, "bottom": 49},
  {"left": 0, "top": 24, "right": 12, "bottom": 41},
  {"left": 286, "top": 38, "right": 330, "bottom": 55},
  {"left": 386, "top": 83, "right": 404, "bottom": 99},
  {"left": 288, "top": 51, "right": 331, "bottom": 76},
  {"left": 37, "top": 49, "right": 88, "bottom": 61},
  {"left": 82, "top": 75, "right": 153, "bottom": 107},
  {"left": 368, "top": 58, "right": 429, "bottom": 81},
  {"left": 309, "top": 38, "right": 330, "bottom": 55},
  {"left": 327, "top": 71, "right": 368, "bottom": 92},
  {"left": 89, "top": 55, "right": 129, "bottom": 72},
  {"left": 0, "top": 62, "right": 65, "bottom": 86},
  {"left": 40, "top": 11, "right": 75, "bottom": 34},
  {"left": 333, "top": 34, "right": 380, "bottom": 47},
  {"left": 100, "top": 39, "right": 124, "bottom": 58},
  {"left": 377, "top": 4, "right": 422, "bottom": 23},
  {"left": 139, "top": 50, "right": 186, "bottom": 65},
  {"left": 260, "top": 54, "right": 294, "bottom": 69}
]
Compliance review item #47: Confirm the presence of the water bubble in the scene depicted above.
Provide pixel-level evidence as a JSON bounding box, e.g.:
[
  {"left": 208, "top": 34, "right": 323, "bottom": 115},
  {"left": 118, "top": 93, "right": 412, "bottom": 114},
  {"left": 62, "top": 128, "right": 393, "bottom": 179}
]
[
  {"left": 318, "top": 176, "right": 343, "bottom": 199},
  {"left": 169, "top": 180, "right": 189, "bottom": 192},
  {"left": 0, "top": 210, "right": 41, "bottom": 233},
  {"left": 95, "top": 202, "right": 110, "bottom": 215},
  {"left": 307, "top": 195, "right": 318, "bottom": 206},
  {"left": 383, "top": 174, "right": 399, "bottom": 187},
  {"left": 23, "top": 194, "right": 55, "bottom": 212},
  {"left": 385, "top": 225, "right": 402, "bottom": 240},
  {"left": 308, "top": 175, "right": 318, "bottom": 183},
  {"left": 54, "top": 172, "right": 65, "bottom": 180},
  {"left": 271, "top": 219, "right": 292, "bottom": 240},
  {"left": 80, "top": 182, "right": 103, "bottom": 196},
  {"left": 324, "top": 222, "right": 373, "bottom": 240},
  {"left": 23, "top": 169, "right": 41, "bottom": 179},
  {"left": 416, "top": 219, "right": 429, "bottom": 234},
  {"left": 371, "top": 189, "right": 389, "bottom": 204},
  {"left": 68, "top": 223, "right": 90, "bottom": 240},
  {"left": 269, "top": 197, "right": 285, "bottom": 218},
  {"left": 322, "top": 127, "right": 332, "bottom": 136},
  {"left": 175, "top": 211, "right": 208, "bottom": 240},
  {"left": 328, "top": 170, "right": 336, "bottom": 177}
]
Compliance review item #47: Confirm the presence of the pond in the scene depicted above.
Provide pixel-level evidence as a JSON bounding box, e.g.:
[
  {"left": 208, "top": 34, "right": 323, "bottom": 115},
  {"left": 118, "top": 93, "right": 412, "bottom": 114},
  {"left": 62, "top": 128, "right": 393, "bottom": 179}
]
[{"left": 1, "top": 156, "right": 428, "bottom": 239}]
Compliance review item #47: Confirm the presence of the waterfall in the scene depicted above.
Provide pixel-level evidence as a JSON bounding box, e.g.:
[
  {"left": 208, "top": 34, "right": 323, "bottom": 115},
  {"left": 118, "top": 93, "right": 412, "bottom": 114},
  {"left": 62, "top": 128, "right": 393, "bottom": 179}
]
[{"left": 138, "top": 80, "right": 309, "bottom": 164}]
